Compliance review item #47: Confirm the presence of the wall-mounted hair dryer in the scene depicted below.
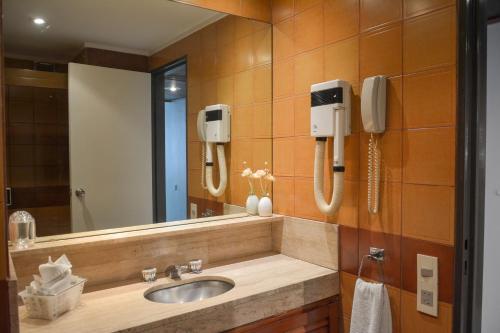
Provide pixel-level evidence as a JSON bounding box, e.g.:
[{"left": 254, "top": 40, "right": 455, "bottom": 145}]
[
  {"left": 311, "top": 80, "right": 351, "bottom": 215},
  {"left": 361, "top": 75, "right": 387, "bottom": 214},
  {"left": 197, "top": 104, "right": 231, "bottom": 197}
]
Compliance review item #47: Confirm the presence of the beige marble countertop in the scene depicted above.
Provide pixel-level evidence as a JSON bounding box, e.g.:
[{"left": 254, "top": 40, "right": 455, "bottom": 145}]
[{"left": 19, "top": 254, "right": 339, "bottom": 333}]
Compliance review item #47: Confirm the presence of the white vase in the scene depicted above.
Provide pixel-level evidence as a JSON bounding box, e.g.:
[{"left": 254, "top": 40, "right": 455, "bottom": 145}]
[
  {"left": 245, "top": 194, "right": 259, "bottom": 215},
  {"left": 258, "top": 196, "right": 272, "bottom": 217}
]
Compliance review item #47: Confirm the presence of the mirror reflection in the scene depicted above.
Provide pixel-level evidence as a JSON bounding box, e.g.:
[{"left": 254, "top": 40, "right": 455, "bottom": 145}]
[{"left": 4, "top": 0, "right": 272, "bottom": 238}]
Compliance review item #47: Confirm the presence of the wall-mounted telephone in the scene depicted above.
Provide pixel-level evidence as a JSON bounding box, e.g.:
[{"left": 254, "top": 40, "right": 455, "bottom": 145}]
[
  {"left": 361, "top": 75, "right": 387, "bottom": 214},
  {"left": 310, "top": 79, "right": 351, "bottom": 216},
  {"left": 197, "top": 104, "right": 231, "bottom": 197}
]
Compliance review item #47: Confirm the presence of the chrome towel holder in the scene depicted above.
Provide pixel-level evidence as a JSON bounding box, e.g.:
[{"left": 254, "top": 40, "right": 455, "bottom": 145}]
[{"left": 357, "top": 247, "right": 385, "bottom": 284}]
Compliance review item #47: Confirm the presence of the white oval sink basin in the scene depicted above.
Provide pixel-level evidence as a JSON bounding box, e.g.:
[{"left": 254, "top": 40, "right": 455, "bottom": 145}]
[{"left": 144, "top": 278, "right": 234, "bottom": 304}]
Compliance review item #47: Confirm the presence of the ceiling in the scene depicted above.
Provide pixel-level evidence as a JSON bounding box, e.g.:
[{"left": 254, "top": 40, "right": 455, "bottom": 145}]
[{"left": 4, "top": 0, "right": 224, "bottom": 62}]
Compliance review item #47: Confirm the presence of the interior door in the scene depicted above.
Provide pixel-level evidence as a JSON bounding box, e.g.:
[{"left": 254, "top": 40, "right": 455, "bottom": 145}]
[{"left": 68, "top": 63, "right": 152, "bottom": 232}]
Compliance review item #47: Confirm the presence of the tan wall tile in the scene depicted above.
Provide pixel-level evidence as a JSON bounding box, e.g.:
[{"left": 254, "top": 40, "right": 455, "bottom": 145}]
[
  {"left": 273, "top": 98, "right": 294, "bottom": 138},
  {"left": 273, "top": 138, "right": 295, "bottom": 176},
  {"left": 359, "top": 181, "right": 402, "bottom": 235},
  {"left": 293, "top": 94, "right": 310, "bottom": 136},
  {"left": 253, "top": 64, "right": 272, "bottom": 102},
  {"left": 273, "top": 18, "right": 295, "bottom": 61},
  {"left": 360, "top": 23, "right": 403, "bottom": 79},
  {"left": 323, "top": 0, "right": 359, "bottom": 44},
  {"left": 402, "top": 183, "right": 455, "bottom": 245},
  {"left": 272, "top": 0, "right": 294, "bottom": 23},
  {"left": 404, "top": 0, "right": 455, "bottom": 18},
  {"left": 294, "top": 0, "right": 324, "bottom": 14},
  {"left": 403, "top": 6, "right": 456, "bottom": 73},
  {"left": 360, "top": 0, "right": 402, "bottom": 31},
  {"left": 234, "top": 69, "right": 254, "bottom": 106},
  {"left": 360, "top": 130, "right": 403, "bottom": 183},
  {"left": 273, "top": 58, "right": 294, "bottom": 98},
  {"left": 324, "top": 36, "right": 360, "bottom": 85},
  {"left": 294, "top": 48, "right": 324, "bottom": 94},
  {"left": 273, "top": 176, "right": 295, "bottom": 215},
  {"left": 293, "top": 4, "right": 324, "bottom": 54},
  {"left": 403, "top": 66, "right": 456, "bottom": 128},
  {"left": 386, "top": 76, "right": 403, "bottom": 130},
  {"left": 253, "top": 102, "right": 272, "bottom": 138},
  {"left": 235, "top": 35, "right": 255, "bottom": 72},
  {"left": 253, "top": 28, "right": 272, "bottom": 65},
  {"left": 294, "top": 177, "right": 324, "bottom": 221},
  {"left": 402, "top": 127, "right": 455, "bottom": 186},
  {"left": 401, "top": 291, "right": 452, "bottom": 333}
]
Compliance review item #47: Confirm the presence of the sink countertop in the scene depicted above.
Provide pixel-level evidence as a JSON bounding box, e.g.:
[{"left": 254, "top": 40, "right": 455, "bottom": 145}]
[{"left": 19, "top": 254, "right": 339, "bottom": 333}]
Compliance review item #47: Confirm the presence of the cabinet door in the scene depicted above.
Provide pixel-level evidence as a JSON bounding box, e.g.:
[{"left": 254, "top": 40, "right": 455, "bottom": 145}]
[{"left": 226, "top": 297, "right": 339, "bottom": 333}]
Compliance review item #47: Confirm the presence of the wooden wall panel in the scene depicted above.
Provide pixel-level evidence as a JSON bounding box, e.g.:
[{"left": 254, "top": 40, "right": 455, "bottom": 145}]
[{"left": 173, "top": 0, "right": 271, "bottom": 22}]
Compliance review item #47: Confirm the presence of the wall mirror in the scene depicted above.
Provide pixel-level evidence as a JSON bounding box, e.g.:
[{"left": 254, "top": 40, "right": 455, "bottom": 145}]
[{"left": 3, "top": 0, "right": 272, "bottom": 240}]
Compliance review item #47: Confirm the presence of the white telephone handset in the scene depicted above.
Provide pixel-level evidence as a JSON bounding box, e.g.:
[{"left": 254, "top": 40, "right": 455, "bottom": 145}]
[{"left": 361, "top": 76, "right": 386, "bottom": 214}]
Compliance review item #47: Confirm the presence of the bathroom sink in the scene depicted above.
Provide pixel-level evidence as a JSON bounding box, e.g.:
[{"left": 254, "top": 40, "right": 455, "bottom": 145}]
[{"left": 144, "top": 278, "right": 234, "bottom": 304}]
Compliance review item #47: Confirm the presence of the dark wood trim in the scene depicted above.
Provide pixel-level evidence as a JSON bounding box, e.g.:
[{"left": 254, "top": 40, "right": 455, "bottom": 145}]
[
  {"left": 454, "top": 0, "right": 488, "bottom": 332},
  {"left": 72, "top": 48, "right": 149, "bottom": 72}
]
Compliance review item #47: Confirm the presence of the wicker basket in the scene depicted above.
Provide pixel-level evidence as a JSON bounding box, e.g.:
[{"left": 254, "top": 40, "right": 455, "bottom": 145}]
[{"left": 19, "top": 276, "right": 86, "bottom": 320}]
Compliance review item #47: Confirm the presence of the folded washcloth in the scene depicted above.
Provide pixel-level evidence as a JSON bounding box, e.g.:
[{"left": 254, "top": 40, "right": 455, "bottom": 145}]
[
  {"left": 350, "top": 278, "right": 392, "bottom": 333},
  {"left": 29, "top": 255, "right": 73, "bottom": 296}
]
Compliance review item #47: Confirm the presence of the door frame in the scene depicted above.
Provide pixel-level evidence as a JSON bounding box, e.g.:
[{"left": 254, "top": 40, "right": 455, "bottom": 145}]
[
  {"left": 454, "top": 1, "right": 500, "bottom": 332},
  {"left": 151, "top": 57, "right": 188, "bottom": 223}
]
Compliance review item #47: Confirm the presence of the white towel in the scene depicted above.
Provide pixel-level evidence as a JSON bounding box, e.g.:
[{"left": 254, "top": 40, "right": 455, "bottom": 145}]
[{"left": 350, "top": 278, "right": 392, "bottom": 333}]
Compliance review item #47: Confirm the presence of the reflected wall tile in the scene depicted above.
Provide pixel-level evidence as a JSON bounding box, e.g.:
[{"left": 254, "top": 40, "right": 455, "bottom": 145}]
[
  {"left": 253, "top": 64, "right": 272, "bottom": 103},
  {"left": 404, "top": 0, "right": 454, "bottom": 18},
  {"left": 273, "top": 98, "right": 294, "bottom": 138},
  {"left": 234, "top": 69, "right": 254, "bottom": 106},
  {"left": 253, "top": 102, "right": 272, "bottom": 138},
  {"left": 253, "top": 28, "right": 272, "bottom": 65}
]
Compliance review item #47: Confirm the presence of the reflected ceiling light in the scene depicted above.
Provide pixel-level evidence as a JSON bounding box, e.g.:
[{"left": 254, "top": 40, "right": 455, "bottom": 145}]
[
  {"left": 33, "top": 17, "right": 46, "bottom": 25},
  {"left": 169, "top": 85, "right": 178, "bottom": 92}
]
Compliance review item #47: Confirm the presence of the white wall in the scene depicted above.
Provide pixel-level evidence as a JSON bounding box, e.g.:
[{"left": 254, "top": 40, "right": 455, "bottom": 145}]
[{"left": 482, "top": 21, "right": 500, "bottom": 333}]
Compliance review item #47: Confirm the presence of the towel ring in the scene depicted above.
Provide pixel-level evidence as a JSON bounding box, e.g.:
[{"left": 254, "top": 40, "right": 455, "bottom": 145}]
[{"left": 357, "top": 247, "right": 385, "bottom": 284}]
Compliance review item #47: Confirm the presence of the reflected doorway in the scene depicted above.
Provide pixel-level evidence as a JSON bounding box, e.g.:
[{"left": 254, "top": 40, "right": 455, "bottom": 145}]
[{"left": 152, "top": 59, "right": 187, "bottom": 222}]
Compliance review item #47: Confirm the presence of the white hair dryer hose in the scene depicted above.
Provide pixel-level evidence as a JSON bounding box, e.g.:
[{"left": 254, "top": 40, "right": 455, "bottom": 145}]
[
  {"left": 205, "top": 142, "right": 227, "bottom": 197},
  {"left": 313, "top": 107, "right": 345, "bottom": 215}
]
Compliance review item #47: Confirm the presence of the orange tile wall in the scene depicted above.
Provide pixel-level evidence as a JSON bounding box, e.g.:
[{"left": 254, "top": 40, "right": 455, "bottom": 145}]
[
  {"left": 173, "top": 0, "right": 272, "bottom": 22},
  {"left": 271, "top": 0, "right": 456, "bottom": 332},
  {"left": 150, "top": 16, "right": 272, "bottom": 209}
]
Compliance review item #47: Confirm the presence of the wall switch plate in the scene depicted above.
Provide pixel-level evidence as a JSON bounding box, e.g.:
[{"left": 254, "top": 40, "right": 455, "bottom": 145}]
[
  {"left": 190, "top": 203, "right": 197, "bottom": 219},
  {"left": 417, "top": 254, "right": 438, "bottom": 317}
]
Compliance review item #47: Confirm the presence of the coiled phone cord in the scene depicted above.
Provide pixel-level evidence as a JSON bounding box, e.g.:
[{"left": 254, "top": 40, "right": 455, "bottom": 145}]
[
  {"left": 367, "top": 133, "right": 380, "bottom": 214},
  {"left": 201, "top": 143, "right": 207, "bottom": 190}
]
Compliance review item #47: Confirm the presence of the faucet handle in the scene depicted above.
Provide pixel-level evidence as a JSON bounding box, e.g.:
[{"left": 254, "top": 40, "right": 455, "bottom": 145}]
[{"left": 165, "top": 264, "right": 188, "bottom": 279}]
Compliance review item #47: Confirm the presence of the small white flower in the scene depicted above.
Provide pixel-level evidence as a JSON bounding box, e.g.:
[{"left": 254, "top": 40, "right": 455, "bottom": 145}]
[
  {"left": 241, "top": 168, "right": 253, "bottom": 178},
  {"left": 265, "top": 174, "right": 275, "bottom": 182},
  {"left": 253, "top": 169, "right": 266, "bottom": 178}
]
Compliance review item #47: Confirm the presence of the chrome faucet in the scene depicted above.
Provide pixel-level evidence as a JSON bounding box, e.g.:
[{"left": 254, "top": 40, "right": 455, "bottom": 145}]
[
  {"left": 165, "top": 259, "right": 203, "bottom": 279},
  {"left": 165, "top": 264, "right": 187, "bottom": 280}
]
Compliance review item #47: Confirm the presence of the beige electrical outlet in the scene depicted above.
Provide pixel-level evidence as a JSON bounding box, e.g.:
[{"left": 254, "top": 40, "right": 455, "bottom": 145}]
[{"left": 417, "top": 254, "right": 438, "bottom": 317}]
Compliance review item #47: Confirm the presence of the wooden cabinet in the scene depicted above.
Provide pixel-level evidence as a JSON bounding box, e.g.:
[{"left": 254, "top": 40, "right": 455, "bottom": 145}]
[{"left": 226, "top": 297, "right": 339, "bottom": 333}]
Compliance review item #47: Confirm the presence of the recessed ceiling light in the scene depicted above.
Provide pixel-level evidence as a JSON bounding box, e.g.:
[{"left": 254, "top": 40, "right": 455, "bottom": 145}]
[{"left": 33, "top": 17, "right": 46, "bottom": 25}]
